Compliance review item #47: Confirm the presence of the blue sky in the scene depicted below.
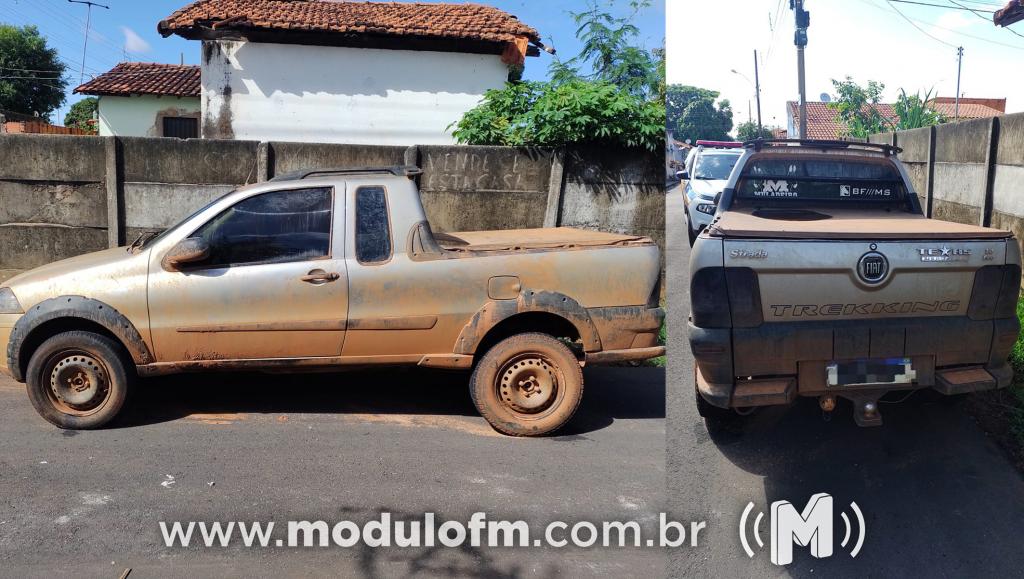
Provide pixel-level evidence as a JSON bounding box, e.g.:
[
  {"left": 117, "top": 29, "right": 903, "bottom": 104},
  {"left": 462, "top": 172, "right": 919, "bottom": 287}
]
[
  {"left": 667, "top": 0, "right": 1024, "bottom": 128},
  {"left": 0, "top": 0, "right": 664, "bottom": 124}
]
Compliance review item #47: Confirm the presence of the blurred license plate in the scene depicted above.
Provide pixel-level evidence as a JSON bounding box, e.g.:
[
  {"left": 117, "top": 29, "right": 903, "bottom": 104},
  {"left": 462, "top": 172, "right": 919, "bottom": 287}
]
[{"left": 826, "top": 358, "right": 916, "bottom": 387}]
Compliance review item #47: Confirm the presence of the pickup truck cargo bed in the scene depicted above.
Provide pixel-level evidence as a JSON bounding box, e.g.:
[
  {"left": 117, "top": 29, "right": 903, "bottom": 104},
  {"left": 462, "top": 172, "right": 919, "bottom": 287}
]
[
  {"left": 435, "top": 227, "right": 651, "bottom": 251},
  {"left": 712, "top": 207, "right": 1012, "bottom": 240}
]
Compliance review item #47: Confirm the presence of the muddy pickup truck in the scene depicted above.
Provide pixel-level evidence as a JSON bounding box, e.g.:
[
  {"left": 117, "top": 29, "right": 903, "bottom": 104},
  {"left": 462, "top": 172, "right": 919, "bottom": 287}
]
[
  {"left": 690, "top": 140, "right": 1021, "bottom": 428},
  {"left": 0, "top": 166, "right": 664, "bottom": 436}
]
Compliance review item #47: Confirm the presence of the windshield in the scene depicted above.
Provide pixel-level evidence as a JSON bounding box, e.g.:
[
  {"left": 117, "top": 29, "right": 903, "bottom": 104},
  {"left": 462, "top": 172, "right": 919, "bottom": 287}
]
[
  {"left": 133, "top": 189, "right": 239, "bottom": 251},
  {"left": 693, "top": 153, "right": 740, "bottom": 180}
]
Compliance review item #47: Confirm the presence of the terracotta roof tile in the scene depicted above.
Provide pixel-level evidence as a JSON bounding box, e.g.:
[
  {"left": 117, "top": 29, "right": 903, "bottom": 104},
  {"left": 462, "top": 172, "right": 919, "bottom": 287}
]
[
  {"left": 786, "top": 102, "right": 898, "bottom": 140},
  {"left": 74, "top": 62, "right": 200, "bottom": 97},
  {"left": 930, "top": 102, "right": 1004, "bottom": 119},
  {"left": 995, "top": 0, "right": 1024, "bottom": 27},
  {"left": 158, "top": 0, "right": 540, "bottom": 45}
]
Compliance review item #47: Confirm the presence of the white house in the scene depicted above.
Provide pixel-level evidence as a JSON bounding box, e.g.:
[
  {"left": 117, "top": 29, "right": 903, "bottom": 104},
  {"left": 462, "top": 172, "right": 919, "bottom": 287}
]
[
  {"left": 74, "top": 63, "right": 201, "bottom": 138},
  {"left": 157, "top": 0, "right": 546, "bottom": 145}
]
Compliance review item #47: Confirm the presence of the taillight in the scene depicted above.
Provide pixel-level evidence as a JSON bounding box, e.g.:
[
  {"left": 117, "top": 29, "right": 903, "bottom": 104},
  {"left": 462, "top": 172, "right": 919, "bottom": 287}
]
[
  {"left": 995, "top": 264, "right": 1021, "bottom": 319},
  {"left": 691, "top": 267, "right": 763, "bottom": 328},
  {"left": 969, "top": 264, "right": 1021, "bottom": 320}
]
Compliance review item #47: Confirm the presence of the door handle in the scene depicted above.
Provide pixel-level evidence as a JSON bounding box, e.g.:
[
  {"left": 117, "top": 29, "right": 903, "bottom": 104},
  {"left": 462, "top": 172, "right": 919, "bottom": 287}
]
[{"left": 301, "top": 270, "right": 340, "bottom": 284}]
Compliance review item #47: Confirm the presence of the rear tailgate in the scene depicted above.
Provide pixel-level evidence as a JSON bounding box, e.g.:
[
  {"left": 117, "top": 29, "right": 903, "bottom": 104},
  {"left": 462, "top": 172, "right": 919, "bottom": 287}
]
[
  {"left": 727, "top": 239, "right": 1005, "bottom": 323},
  {"left": 722, "top": 237, "right": 1020, "bottom": 389}
]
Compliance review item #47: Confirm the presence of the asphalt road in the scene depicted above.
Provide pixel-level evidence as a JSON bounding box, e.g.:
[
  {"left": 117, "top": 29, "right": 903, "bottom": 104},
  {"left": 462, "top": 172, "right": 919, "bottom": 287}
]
[
  {"left": 665, "top": 186, "right": 1024, "bottom": 577},
  {"left": 0, "top": 362, "right": 665, "bottom": 577}
]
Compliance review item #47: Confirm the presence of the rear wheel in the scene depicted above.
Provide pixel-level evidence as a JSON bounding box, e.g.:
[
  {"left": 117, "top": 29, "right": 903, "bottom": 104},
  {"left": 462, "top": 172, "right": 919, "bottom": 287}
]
[
  {"left": 470, "top": 333, "right": 584, "bottom": 437},
  {"left": 25, "top": 331, "right": 134, "bottom": 430}
]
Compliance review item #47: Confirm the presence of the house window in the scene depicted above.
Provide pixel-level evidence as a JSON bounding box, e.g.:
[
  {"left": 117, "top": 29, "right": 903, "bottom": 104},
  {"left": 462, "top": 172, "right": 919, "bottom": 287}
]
[{"left": 162, "top": 116, "right": 198, "bottom": 139}]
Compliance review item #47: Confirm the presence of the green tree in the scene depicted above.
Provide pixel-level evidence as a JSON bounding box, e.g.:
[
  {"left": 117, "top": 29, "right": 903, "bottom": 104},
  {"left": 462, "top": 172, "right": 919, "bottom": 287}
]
[
  {"left": 550, "top": 0, "right": 660, "bottom": 100},
  {"left": 827, "top": 77, "right": 889, "bottom": 138},
  {"left": 735, "top": 121, "right": 774, "bottom": 141},
  {"left": 665, "top": 85, "right": 733, "bottom": 143},
  {"left": 453, "top": 0, "right": 665, "bottom": 151},
  {"left": 892, "top": 88, "right": 945, "bottom": 131},
  {"left": 64, "top": 97, "right": 97, "bottom": 133},
  {"left": 0, "top": 24, "right": 67, "bottom": 121}
]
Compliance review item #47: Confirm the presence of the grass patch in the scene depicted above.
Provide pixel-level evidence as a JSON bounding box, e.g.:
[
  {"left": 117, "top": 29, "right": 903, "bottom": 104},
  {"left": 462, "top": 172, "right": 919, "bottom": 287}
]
[
  {"left": 964, "top": 295, "right": 1024, "bottom": 472},
  {"left": 644, "top": 318, "right": 667, "bottom": 368},
  {"left": 1006, "top": 299, "right": 1024, "bottom": 448}
]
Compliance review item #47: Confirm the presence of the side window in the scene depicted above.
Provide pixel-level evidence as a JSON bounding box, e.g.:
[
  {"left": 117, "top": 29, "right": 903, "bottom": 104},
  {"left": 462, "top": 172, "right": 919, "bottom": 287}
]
[
  {"left": 355, "top": 186, "right": 391, "bottom": 263},
  {"left": 193, "top": 187, "right": 332, "bottom": 268}
]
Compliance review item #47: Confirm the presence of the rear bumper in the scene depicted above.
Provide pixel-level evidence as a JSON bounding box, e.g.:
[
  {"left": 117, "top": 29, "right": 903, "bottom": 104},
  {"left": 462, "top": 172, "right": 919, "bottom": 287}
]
[
  {"left": 588, "top": 305, "right": 665, "bottom": 352},
  {"left": 691, "top": 315, "right": 1020, "bottom": 409}
]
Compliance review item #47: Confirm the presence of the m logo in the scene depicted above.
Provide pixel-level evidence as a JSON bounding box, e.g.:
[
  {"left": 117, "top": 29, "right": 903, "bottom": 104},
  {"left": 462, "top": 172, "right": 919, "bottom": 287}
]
[
  {"left": 762, "top": 180, "right": 790, "bottom": 193},
  {"left": 739, "top": 493, "right": 866, "bottom": 566}
]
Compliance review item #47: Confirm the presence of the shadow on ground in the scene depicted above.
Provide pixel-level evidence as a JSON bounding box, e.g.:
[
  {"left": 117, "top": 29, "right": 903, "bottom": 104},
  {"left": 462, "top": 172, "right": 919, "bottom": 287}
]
[
  {"left": 115, "top": 366, "right": 665, "bottom": 437},
  {"left": 698, "top": 392, "right": 1024, "bottom": 576}
]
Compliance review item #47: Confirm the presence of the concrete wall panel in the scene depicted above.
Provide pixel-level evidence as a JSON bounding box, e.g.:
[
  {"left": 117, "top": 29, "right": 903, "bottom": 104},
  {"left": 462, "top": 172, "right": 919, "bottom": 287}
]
[
  {"left": 121, "top": 136, "right": 260, "bottom": 184},
  {"left": 0, "top": 134, "right": 106, "bottom": 182}
]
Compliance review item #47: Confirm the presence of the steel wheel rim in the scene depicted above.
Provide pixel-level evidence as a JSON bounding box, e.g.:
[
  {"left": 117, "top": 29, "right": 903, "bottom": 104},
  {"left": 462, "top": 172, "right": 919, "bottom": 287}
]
[
  {"left": 496, "top": 353, "right": 564, "bottom": 419},
  {"left": 45, "top": 350, "right": 111, "bottom": 417}
]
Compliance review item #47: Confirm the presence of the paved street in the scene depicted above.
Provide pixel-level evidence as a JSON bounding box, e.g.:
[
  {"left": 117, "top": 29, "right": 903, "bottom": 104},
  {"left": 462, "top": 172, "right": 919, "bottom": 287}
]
[
  {"left": 0, "top": 363, "right": 664, "bottom": 577},
  {"left": 665, "top": 187, "right": 1024, "bottom": 576}
]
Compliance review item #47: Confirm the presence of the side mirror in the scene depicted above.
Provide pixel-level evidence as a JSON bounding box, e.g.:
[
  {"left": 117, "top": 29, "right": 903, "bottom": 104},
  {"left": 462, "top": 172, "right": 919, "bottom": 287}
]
[
  {"left": 162, "top": 237, "right": 210, "bottom": 270},
  {"left": 713, "top": 191, "right": 723, "bottom": 205},
  {"left": 677, "top": 170, "right": 689, "bottom": 180}
]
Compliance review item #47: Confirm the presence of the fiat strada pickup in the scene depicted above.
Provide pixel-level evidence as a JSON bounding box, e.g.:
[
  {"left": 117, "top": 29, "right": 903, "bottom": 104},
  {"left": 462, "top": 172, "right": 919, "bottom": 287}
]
[{"left": 0, "top": 166, "right": 664, "bottom": 436}]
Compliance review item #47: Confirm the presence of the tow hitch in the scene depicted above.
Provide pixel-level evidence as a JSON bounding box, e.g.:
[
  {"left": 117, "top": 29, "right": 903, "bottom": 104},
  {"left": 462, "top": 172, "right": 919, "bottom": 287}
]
[{"left": 840, "top": 393, "right": 883, "bottom": 427}]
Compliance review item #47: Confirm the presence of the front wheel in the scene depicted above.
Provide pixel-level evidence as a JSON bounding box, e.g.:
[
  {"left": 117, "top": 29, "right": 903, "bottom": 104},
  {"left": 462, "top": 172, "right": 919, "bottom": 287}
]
[
  {"left": 470, "top": 333, "right": 584, "bottom": 437},
  {"left": 25, "top": 331, "right": 134, "bottom": 429}
]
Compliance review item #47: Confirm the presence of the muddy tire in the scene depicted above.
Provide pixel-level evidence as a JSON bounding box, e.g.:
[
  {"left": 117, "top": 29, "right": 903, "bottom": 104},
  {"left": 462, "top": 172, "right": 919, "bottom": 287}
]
[
  {"left": 470, "top": 332, "right": 584, "bottom": 437},
  {"left": 25, "top": 331, "right": 134, "bottom": 430}
]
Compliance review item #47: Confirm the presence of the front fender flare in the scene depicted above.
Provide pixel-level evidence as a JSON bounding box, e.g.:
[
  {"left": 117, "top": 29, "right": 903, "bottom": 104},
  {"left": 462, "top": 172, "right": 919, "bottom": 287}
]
[
  {"left": 6, "top": 296, "right": 152, "bottom": 381},
  {"left": 454, "top": 290, "right": 602, "bottom": 355}
]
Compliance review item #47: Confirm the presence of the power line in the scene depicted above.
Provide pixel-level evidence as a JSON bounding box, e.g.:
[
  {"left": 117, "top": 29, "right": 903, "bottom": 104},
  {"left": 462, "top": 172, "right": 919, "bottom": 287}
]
[
  {"left": 888, "top": 0, "right": 994, "bottom": 11},
  {"left": 883, "top": 0, "right": 960, "bottom": 47},
  {"left": 948, "top": 0, "right": 1024, "bottom": 38}
]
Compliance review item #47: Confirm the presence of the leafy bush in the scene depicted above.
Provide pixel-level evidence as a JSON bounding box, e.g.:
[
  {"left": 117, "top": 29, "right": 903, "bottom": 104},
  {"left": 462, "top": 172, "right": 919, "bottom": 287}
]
[{"left": 451, "top": 80, "right": 665, "bottom": 152}]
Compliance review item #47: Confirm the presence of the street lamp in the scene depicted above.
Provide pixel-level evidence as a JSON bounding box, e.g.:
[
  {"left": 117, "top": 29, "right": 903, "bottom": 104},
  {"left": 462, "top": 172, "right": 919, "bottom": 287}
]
[{"left": 730, "top": 54, "right": 763, "bottom": 133}]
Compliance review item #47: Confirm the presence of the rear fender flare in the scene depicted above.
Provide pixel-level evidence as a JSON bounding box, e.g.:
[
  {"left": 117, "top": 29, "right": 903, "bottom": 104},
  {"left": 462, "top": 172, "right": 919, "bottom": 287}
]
[{"left": 454, "top": 290, "right": 602, "bottom": 355}]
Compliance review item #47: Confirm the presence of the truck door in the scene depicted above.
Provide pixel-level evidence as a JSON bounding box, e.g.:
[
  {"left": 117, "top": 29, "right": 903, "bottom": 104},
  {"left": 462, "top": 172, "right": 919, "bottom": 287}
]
[{"left": 147, "top": 185, "right": 349, "bottom": 361}]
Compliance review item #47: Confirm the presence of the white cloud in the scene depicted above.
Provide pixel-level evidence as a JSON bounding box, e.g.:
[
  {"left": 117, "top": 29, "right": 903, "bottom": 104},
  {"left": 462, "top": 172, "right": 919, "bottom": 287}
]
[{"left": 121, "top": 26, "right": 151, "bottom": 53}]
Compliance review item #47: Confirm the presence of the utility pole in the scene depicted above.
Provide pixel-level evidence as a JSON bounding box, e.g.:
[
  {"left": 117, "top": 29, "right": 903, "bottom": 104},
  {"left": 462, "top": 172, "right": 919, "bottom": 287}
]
[
  {"left": 753, "top": 49, "right": 763, "bottom": 133},
  {"left": 68, "top": 0, "right": 110, "bottom": 85},
  {"left": 955, "top": 46, "right": 964, "bottom": 120},
  {"left": 792, "top": 0, "right": 810, "bottom": 139}
]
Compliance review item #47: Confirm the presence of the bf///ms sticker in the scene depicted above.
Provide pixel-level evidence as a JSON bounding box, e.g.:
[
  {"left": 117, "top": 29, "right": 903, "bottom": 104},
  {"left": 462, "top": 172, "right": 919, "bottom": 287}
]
[{"left": 840, "top": 185, "right": 892, "bottom": 197}]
